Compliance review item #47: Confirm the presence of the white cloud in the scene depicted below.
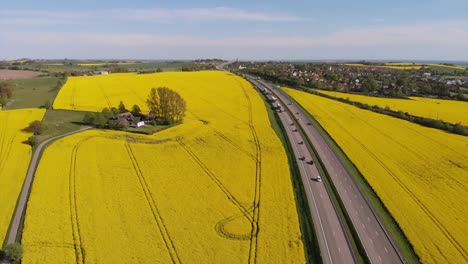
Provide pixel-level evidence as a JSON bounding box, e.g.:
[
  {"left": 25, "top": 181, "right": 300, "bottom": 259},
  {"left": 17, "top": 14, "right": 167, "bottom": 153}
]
[
  {"left": 1, "top": 21, "right": 467, "bottom": 60},
  {"left": 0, "top": 7, "right": 305, "bottom": 25}
]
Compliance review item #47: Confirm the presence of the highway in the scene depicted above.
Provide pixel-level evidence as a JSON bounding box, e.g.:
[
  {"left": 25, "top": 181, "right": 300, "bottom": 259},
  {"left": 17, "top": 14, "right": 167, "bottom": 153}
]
[
  {"left": 248, "top": 78, "right": 357, "bottom": 264},
  {"left": 253, "top": 77, "right": 405, "bottom": 264}
]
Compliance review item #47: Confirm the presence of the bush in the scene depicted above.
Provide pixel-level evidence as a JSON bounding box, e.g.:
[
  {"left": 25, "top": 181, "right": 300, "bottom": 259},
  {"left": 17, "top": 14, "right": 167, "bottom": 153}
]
[
  {"left": 24, "top": 120, "right": 45, "bottom": 135},
  {"left": 453, "top": 123, "right": 468, "bottom": 135},
  {"left": 2, "top": 243, "right": 23, "bottom": 264},
  {"left": 27, "top": 135, "right": 39, "bottom": 146}
]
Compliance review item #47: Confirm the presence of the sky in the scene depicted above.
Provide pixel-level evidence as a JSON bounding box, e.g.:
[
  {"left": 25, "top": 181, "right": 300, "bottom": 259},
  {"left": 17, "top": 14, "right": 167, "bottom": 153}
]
[{"left": 1, "top": 0, "right": 468, "bottom": 60}]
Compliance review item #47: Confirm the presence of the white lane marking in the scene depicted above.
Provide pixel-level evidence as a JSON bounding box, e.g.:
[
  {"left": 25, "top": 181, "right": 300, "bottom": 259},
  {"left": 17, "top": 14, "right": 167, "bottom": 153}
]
[
  {"left": 360, "top": 204, "right": 363, "bottom": 209},
  {"left": 378, "top": 255, "right": 382, "bottom": 262},
  {"left": 333, "top": 231, "right": 336, "bottom": 237},
  {"left": 368, "top": 217, "right": 370, "bottom": 222},
  {"left": 375, "top": 231, "right": 379, "bottom": 237},
  {"left": 384, "top": 247, "right": 388, "bottom": 253},
  {"left": 369, "top": 238, "right": 373, "bottom": 244},
  {"left": 305, "top": 175, "right": 333, "bottom": 264}
]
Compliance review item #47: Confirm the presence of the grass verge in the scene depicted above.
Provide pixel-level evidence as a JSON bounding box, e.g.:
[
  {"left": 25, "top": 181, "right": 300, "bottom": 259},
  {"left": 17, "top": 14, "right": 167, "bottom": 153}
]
[
  {"left": 257, "top": 88, "right": 321, "bottom": 264},
  {"left": 282, "top": 88, "right": 420, "bottom": 263}
]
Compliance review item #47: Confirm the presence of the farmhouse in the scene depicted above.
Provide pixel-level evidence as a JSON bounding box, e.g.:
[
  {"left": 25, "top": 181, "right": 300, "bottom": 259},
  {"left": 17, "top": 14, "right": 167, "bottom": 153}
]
[
  {"left": 110, "top": 112, "right": 145, "bottom": 128},
  {"left": 93, "top": 71, "right": 109, "bottom": 75}
]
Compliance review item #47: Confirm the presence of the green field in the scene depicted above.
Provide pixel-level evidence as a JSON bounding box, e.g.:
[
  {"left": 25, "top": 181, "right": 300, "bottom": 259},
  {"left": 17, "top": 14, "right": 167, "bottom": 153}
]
[
  {"left": 4, "top": 77, "right": 60, "bottom": 110},
  {"left": 9, "top": 61, "right": 192, "bottom": 73},
  {"left": 33, "top": 109, "right": 89, "bottom": 144}
]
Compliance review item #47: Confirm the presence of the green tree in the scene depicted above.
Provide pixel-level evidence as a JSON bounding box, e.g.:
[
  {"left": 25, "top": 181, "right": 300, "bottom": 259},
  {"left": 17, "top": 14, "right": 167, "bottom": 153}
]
[
  {"left": 146, "top": 87, "right": 186, "bottom": 123},
  {"left": 82, "top": 112, "right": 96, "bottom": 124},
  {"left": 101, "top": 108, "right": 112, "bottom": 119},
  {"left": 25, "top": 120, "right": 45, "bottom": 135},
  {"left": 131, "top": 104, "right": 142, "bottom": 117},
  {"left": 94, "top": 113, "right": 108, "bottom": 128},
  {"left": 0, "top": 82, "right": 14, "bottom": 99},
  {"left": 118, "top": 101, "right": 127, "bottom": 113},
  {"left": 110, "top": 107, "right": 119, "bottom": 115}
]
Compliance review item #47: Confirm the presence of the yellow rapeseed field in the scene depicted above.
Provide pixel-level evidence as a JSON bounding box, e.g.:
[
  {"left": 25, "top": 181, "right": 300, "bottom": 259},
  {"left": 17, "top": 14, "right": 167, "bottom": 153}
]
[
  {"left": 284, "top": 87, "right": 468, "bottom": 264},
  {"left": 343, "top": 63, "right": 422, "bottom": 70},
  {"left": 0, "top": 108, "right": 45, "bottom": 243},
  {"left": 426, "top": 64, "right": 466, "bottom": 70},
  {"left": 22, "top": 72, "right": 305, "bottom": 263},
  {"left": 316, "top": 90, "right": 468, "bottom": 125}
]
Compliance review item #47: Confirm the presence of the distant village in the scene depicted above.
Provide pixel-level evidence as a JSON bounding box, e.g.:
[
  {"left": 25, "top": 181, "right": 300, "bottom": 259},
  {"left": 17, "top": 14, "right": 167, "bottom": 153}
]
[{"left": 230, "top": 61, "right": 468, "bottom": 100}]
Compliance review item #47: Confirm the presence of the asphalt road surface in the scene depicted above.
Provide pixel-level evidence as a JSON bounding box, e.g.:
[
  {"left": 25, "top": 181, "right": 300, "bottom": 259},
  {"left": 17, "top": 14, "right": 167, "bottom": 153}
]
[
  {"left": 5, "top": 126, "right": 91, "bottom": 245},
  {"left": 255, "top": 78, "right": 405, "bottom": 264},
  {"left": 248, "top": 78, "right": 356, "bottom": 264}
]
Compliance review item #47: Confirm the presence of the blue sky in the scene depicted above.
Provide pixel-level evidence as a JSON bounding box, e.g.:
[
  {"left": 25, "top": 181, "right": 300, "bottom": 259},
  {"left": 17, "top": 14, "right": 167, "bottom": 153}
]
[{"left": 1, "top": 0, "right": 467, "bottom": 60}]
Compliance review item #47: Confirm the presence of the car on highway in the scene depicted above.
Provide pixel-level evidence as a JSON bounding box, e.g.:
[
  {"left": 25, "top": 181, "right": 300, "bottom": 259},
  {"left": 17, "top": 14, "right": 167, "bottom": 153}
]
[
  {"left": 299, "top": 156, "right": 305, "bottom": 160},
  {"left": 312, "top": 175, "right": 321, "bottom": 182},
  {"left": 306, "top": 122, "right": 311, "bottom": 125},
  {"left": 307, "top": 160, "right": 314, "bottom": 165},
  {"left": 292, "top": 128, "right": 298, "bottom": 132},
  {"left": 298, "top": 141, "right": 304, "bottom": 144}
]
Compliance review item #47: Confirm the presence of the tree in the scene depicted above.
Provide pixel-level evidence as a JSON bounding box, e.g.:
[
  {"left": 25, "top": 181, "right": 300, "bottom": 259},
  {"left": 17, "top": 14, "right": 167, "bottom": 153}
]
[
  {"left": 101, "top": 108, "right": 112, "bottom": 119},
  {"left": 131, "top": 104, "right": 142, "bottom": 117},
  {"left": 118, "top": 101, "right": 127, "bottom": 113},
  {"left": 0, "top": 82, "right": 14, "bottom": 99},
  {"left": 110, "top": 107, "right": 119, "bottom": 115},
  {"left": 82, "top": 112, "right": 96, "bottom": 124},
  {"left": 25, "top": 120, "right": 45, "bottom": 135},
  {"left": 146, "top": 87, "right": 186, "bottom": 124},
  {"left": 94, "top": 113, "right": 107, "bottom": 128}
]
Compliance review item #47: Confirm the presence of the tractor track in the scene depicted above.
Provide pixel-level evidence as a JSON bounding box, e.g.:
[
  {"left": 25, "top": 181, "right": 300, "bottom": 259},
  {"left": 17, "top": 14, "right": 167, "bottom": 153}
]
[
  {"left": 240, "top": 83, "right": 263, "bottom": 264},
  {"left": 68, "top": 137, "right": 91, "bottom": 264},
  {"left": 124, "top": 142, "right": 182, "bottom": 264},
  {"left": 327, "top": 111, "right": 468, "bottom": 261},
  {"left": 176, "top": 137, "right": 253, "bottom": 222}
]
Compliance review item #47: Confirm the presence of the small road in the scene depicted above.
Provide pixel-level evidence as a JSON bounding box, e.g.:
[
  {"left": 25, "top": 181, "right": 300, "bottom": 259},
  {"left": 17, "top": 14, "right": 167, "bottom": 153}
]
[
  {"left": 255, "top": 78, "right": 406, "bottom": 264},
  {"left": 5, "top": 126, "right": 92, "bottom": 245},
  {"left": 247, "top": 78, "right": 356, "bottom": 263}
]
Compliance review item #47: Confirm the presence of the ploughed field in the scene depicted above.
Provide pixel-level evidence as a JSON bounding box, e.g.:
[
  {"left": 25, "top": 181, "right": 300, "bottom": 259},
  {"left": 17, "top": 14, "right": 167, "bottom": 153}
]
[
  {"left": 284, "top": 87, "right": 468, "bottom": 264},
  {"left": 21, "top": 72, "right": 305, "bottom": 263},
  {"left": 316, "top": 89, "right": 468, "bottom": 125},
  {"left": 0, "top": 109, "right": 45, "bottom": 243}
]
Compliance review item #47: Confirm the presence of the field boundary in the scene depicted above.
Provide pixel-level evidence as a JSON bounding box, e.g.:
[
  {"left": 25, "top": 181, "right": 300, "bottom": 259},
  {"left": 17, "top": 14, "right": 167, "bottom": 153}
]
[{"left": 3, "top": 126, "right": 92, "bottom": 248}]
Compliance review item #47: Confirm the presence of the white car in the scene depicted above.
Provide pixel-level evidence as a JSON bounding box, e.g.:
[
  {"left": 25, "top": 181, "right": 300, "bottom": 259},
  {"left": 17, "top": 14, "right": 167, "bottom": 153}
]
[{"left": 316, "top": 175, "right": 322, "bottom": 182}]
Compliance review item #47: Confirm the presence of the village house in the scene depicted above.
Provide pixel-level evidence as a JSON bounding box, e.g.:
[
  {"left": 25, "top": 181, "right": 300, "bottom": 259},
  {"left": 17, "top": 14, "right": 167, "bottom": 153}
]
[{"left": 110, "top": 112, "right": 145, "bottom": 128}]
